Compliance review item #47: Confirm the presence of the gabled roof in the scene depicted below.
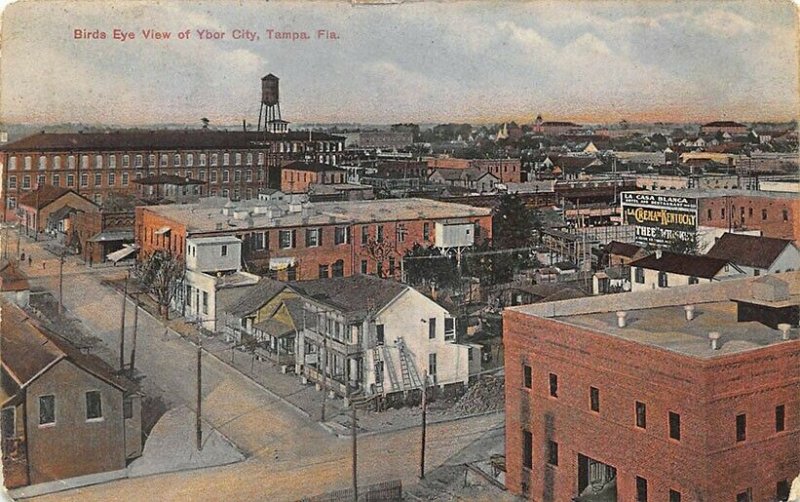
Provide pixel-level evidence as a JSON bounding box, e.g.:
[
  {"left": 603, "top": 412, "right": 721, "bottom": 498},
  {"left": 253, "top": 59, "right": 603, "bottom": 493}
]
[
  {"left": 630, "top": 251, "right": 731, "bottom": 279},
  {"left": 225, "top": 277, "right": 289, "bottom": 318},
  {"left": 705, "top": 233, "right": 795, "bottom": 269},
  {"left": 17, "top": 185, "right": 72, "bottom": 210},
  {"left": 289, "top": 274, "right": 407, "bottom": 319},
  {"left": 0, "top": 260, "right": 29, "bottom": 291},
  {"left": 606, "top": 241, "right": 645, "bottom": 258}
]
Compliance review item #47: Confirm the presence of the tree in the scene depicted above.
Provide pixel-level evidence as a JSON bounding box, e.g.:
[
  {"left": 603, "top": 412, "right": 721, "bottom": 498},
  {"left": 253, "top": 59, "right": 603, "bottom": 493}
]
[
  {"left": 493, "top": 193, "right": 537, "bottom": 249},
  {"left": 402, "top": 244, "right": 459, "bottom": 289},
  {"left": 135, "top": 249, "right": 185, "bottom": 319},
  {"left": 665, "top": 231, "right": 699, "bottom": 255}
]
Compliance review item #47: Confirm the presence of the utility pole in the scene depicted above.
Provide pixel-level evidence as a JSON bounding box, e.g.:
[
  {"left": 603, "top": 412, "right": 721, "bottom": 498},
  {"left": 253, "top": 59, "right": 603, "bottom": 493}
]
[
  {"left": 119, "top": 270, "right": 129, "bottom": 372},
  {"left": 196, "top": 341, "right": 203, "bottom": 451},
  {"left": 129, "top": 293, "right": 139, "bottom": 376},
  {"left": 320, "top": 311, "right": 328, "bottom": 422},
  {"left": 58, "top": 253, "right": 65, "bottom": 314},
  {"left": 349, "top": 382, "right": 358, "bottom": 502},
  {"left": 419, "top": 370, "right": 428, "bottom": 479}
]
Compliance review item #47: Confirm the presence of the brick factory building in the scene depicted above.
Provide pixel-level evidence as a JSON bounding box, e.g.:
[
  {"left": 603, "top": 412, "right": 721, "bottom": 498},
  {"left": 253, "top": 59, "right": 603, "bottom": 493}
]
[
  {"left": 425, "top": 157, "right": 523, "bottom": 183},
  {"left": 0, "top": 129, "right": 344, "bottom": 219},
  {"left": 135, "top": 196, "right": 492, "bottom": 281},
  {"left": 280, "top": 161, "right": 347, "bottom": 194},
  {"left": 504, "top": 273, "right": 799, "bottom": 502}
]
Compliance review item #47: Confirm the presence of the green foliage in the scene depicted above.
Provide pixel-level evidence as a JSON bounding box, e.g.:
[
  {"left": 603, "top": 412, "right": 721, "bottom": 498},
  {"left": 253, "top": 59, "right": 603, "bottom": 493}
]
[
  {"left": 402, "top": 244, "right": 459, "bottom": 289},
  {"left": 493, "top": 193, "right": 539, "bottom": 249}
]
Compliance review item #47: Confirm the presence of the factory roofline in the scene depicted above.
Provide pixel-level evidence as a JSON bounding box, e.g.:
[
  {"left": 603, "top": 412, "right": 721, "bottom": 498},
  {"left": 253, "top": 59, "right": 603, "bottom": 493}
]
[
  {"left": 508, "top": 272, "right": 800, "bottom": 359},
  {"left": 2, "top": 129, "right": 344, "bottom": 152},
  {"left": 142, "top": 196, "right": 491, "bottom": 234},
  {"left": 620, "top": 188, "right": 799, "bottom": 200}
]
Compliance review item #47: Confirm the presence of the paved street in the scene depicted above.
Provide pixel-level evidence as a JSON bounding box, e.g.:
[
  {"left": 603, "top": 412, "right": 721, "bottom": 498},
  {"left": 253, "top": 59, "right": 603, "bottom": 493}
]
[{"left": 13, "top": 235, "right": 505, "bottom": 502}]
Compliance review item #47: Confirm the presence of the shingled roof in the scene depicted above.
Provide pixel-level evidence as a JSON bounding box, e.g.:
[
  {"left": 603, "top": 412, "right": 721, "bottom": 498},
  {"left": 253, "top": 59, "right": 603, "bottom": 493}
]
[
  {"left": 290, "top": 274, "right": 407, "bottom": 319},
  {"left": 606, "top": 241, "right": 645, "bottom": 258},
  {"left": 225, "top": 277, "right": 289, "bottom": 318},
  {"left": 706, "top": 233, "right": 795, "bottom": 270},
  {"left": 17, "top": 185, "right": 72, "bottom": 210},
  {"left": 630, "top": 251, "right": 732, "bottom": 279}
]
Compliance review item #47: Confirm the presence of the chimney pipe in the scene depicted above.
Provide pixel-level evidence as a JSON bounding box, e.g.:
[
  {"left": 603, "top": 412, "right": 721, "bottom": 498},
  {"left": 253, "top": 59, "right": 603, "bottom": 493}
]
[
  {"left": 684, "top": 305, "right": 695, "bottom": 321},
  {"left": 655, "top": 249, "right": 663, "bottom": 259},
  {"left": 616, "top": 311, "right": 627, "bottom": 328},
  {"left": 777, "top": 323, "right": 792, "bottom": 341},
  {"left": 708, "top": 331, "right": 721, "bottom": 350}
]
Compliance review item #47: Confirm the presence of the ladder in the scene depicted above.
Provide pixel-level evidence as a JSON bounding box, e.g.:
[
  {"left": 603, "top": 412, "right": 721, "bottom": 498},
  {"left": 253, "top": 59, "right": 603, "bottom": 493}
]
[
  {"left": 397, "top": 338, "right": 423, "bottom": 390},
  {"left": 380, "top": 345, "right": 400, "bottom": 393}
]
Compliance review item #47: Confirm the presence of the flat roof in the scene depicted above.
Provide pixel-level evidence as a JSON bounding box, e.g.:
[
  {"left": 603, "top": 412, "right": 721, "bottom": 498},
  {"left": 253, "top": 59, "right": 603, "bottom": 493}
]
[
  {"left": 187, "top": 235, "right": 242, "bottom": 245},
  {"left": 509, "top": 272, "right": 800, "bottom": 359},
  {"left": 146, "top": 197, "right": 491, "bottom": 234},
  {"left": 621, "top": 189, "right": 798, "bottom": 200}
]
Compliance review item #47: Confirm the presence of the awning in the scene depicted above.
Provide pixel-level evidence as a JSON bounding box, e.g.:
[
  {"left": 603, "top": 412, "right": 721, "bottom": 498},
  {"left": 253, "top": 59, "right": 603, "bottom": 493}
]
[
  {"left": 154, "top": 226, "right": 171, "bottom": 236},
  {"left": 107, "top": 244, "right": 139, "bottom": 263},
  {"left": 89, "top": 230, "right": 134, "bottom": 243},
  {"left": 269, "top": 257, "right": 296, "bottom": 271}
]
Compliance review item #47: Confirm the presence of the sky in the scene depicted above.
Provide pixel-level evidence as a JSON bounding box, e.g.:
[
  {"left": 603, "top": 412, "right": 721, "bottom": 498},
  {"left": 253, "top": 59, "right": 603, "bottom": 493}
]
[{"left": 0, "top": 0, "right": 798, "bottom": 126}]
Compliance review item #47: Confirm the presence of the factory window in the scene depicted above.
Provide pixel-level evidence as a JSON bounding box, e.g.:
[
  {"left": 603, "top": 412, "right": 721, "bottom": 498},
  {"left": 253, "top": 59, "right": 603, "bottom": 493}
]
[
  {"left": 245, "top": 170, "right": 252, "bottom": 182},
  {"left": 776, "top": 405, "right": 785, "bottom": 432},
  {"left": 634, "top": 267, "right": 644, "bottom": 283},
  {"left": 8, "top": 157, "right": 16, "bottom": 170},
  {"left": 109, "top": 155, "right": 116, "bottom": 169},
  {"left": 546, "top": 440, "right": 558, "bottom": 466},
  {"left": 210, "top": 171, "right": 218, "bottom": 183},
  {"left": 66, "top": 174, "right": 74, "bottom": 187},
  {"left": 318, "top": 264, "right": 329, "bottom": 279},
  {"left": 590, "top": 386, "right": 600, "bottom": 412},
  {"left": 635, "top": 401, "right": 647, "bottom": 428},
  {"left": 736, "top": 414, "right": 746, "bottom": 442},
  {"left": 376, "top": 225, "right": 384, "bottom": 243},
  {"left": 279, "top": 230, "right": 295, "bottom": 249},
  {"left": 211, "top": 153, "right": 218, "bottom": 166},
  {"left": 37, "top": 174, "right": 45, "bottom": 187},
  {"left": 108, "top": 173, "right": 115, "bottom": 186},
  {"left": 762, "top": 209, "right": 768, "bottom": 220},
  {"left": 783, "top": 209, "right": 789, "bottom": 221},
  {"left": 258, "top": 152, "right": 265, "bottom": 165},
  {"left": 8, "top": 176, "right": 16, "bottom": 189},
  {"left": 736, "top": 490, "right": 752, "bottom": 502},
  {"left": 39, "top": 395, "right": 56, "bottom": 426},
  {"left": 361, "top": 259, "right": 368, "bottom": 274},
  {"left": 548, "top": 373, "right": 558, "bottom": 398},
  {"left": 669, "top": 490, "right": 681, "bottom": 502},
  {"left": 523, "top": 364, "right": 532, "bottom": 389},
  {"left": 423, "top": 222, "right": 431, "bottom": 241},
  {"left": 198, "top": 153, "right": 205, "bottom": 166},
  {"left": 334, "top": 226, "right": 350, "bottom": 245},
  {"left": 24, "top": 156, "right": 32, "bottom": 170},
  {"left": 94, "top": 173, "right": 102, "bottom": 186},
  {"left": 361, "top": 225, "right": 369, "bottom": 246},
  {"left": 635, "top": 476, "right": 648, "bottom": 502},
  {"left": 658, "top": 271, "right": 668, "bottom": 288},
  {"left": 332, "top": 260, "right": 344, "bottom": 277},
  {"left": 134, "top": 155, "right": 142, "bottom": 168},
  {"left": 246, "top": 153, "right": 253, "bottom": 164},
  {"left": 522, "top": 430, "right": 532, "bottom": 469},
  {"left": 81, "top": 155, "right": 90, "bottom": 169},
  {"left": 6, "top": 197, "right": 15, "bottom": 209},
  {"left": 122, "top": 155, "right": 130, "bottom": 168},
  {"left": 85, "top": 391, "right": 103, "bottom": 420},
  {"left": 159, "top": 154, "right": 168, "bottom": 167},
  {"left": 223, "top": 153, "right": 230, "bottom": 165},
  {"left": 234, "top": 170, "right": 241, "bottom": 182},
  {"left": 174, "top": 154, "right": 181, "bottom": 167},
  {"left": 122, "top": 172, "right": 129, "bottom": 186},
  {"left": 38, "top": 156, "right": 47, "bottom": 170},
  {"left": 80, "top": 173, "right": 88, "bottom": 187},
  {"left": 222, "top": 170, "right": 230, "bottom": 183},
  {"left": 720, "top": 207, "right": 725, "bottom": 219},
  {"left": 22, "top": 175, "right": 31, "bottom": 189},
  {"left": 94, "top": 154, "right": 102, "bottom": 169},
  {"left": 235, "top": 153, "right": 242, "bottom": 165},
  {"left": 428, "top": 318, "right": 436, "bottom": 339},
  {"left": 305, "top": 228, "right": 322, "bottom": 247},
  {"left": 198, "top": 171, "right": 206, "bottom": 182},
  {"left": 669, "top": 411, "right": 681, "bottom": 441},
  {"left": 148, "top": 154, "right": 156, "bottom": 167}
]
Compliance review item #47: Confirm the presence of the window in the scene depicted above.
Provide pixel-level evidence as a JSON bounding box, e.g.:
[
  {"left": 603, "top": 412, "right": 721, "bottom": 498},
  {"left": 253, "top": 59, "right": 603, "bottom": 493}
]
[
  {"left": 93, "top": 154, "right": 102, "bottom": 169},
  {"left": 444, "top": 318, "right": 455, "bottom": 340},
  {"left": 335, "top": 226, "right": 350, "bottom": 245},
  {"left": 108, "top": 155, "right": 117, "bottom": 169},
  {"left": 185, "top": 285, "right": 192, "bottom": 307},
  {"left": 549, "top": 373, "right": 558, "bottom": 397},
  {"left": 8, "top": 157, "right": 16, "bottom": 170},
  {"left": 246, "top": 169, "right": 252, "bottom": 182},
  {"left": 211, "top": 153, "right": 219, "bottom": 166},
  {"left": 669, "top": 490, "right": 681, "bottom": 502},
  {"left": 762, "top": 209, "right": 768, "bottom": 220},
  {"left": 24, "top": 156, "right": 32, "bottom": 170},
  {"left": 736, "top": 490, "right": 752, "bottom": 502},
  {"left": 361, "top": 225, "right": 369, "bottom": 245},
  {"left": 52, "top": 174, "right": 60, "bottom": 187},
  {"left": 428, "top": 318, "right": 436, "bottom": 339},
  {"left": 636, "top": 476, "right": 648, "bottom": 502},
  {"left": 776, "top": 404, "right": 785, "bottom": 432},
  {"left": 688, "top": 276, "right": 699, "bottom": 285},
  {"left": 37, "top": 174, "right": 45, "bottom": 188},
  {"left": 123, "top": 397, "right": 133, "bottom": 419},
  {"left": 318, "top": 264, "right": 329, "bottom": 279},
  {"left": 199, "top": 170, "right": 206, "bottom": 182},
  {"left": 778, "top": 480, "right": 790, "bottom": 501},
  {"left": 332, "top": 260, "right": 344, "bottom": 277},
  {"left": 39, "top": 395, "right": 55, "bottom": 425},
  {"left": 428, "top": 353, "right": 437, "bottom": 377},
  {"left": 736, "top": 413, "right": 746, "bottom": 442},
  {"left": 389, "top": 258, "right": 395, "bottom": 275},
  {"left": 122, "top": 172, "right": 129, "bottom": 186},
  {"left": 234, "top": 170, "right": 241, "bottom": 182},
  {"left": 202, "top": 291, "right": 209, "bottom": 315},
  {"left": 221, "top": 244, "right": 228, "bottom": 256},
  {"left": 522, "top": 430, "right": 532, "bottom": 469},
  {"left": 376, "top": 324, "right": 385, "bottom": 345},
  {"left": 174, "top": 154, "right": 181, "bottom": 167},
  {"left": 658, "top": 271, "right": 668, "bottom": 288},
  {"left": 546, "top": 440, "right": 558, "bottom": 466},
  {"left": 279, "top": 230, "right": 295, "bottom": 249},
  {"left": 783, "top": 209, "right": 789, "bottom": 221},
  {"left": 707, "top": 208, "right": 712, "bottom": 219},
  {"left": 306, "top": 228, "right": 322, "bottom": 247},
  {"left": 66, "top": 174, "right": 74, "bottom": 187},
  {"left": 22, "top": 175, "right": 31, "bottom": 189},
  {"left": 108, "top": 173, "right": 115, "bottom": 186},
  {"left": 720, "top": 207, "right": 725, "bottom": 218},
  {"left": 361, "top": 259, "right": 368, "bottom": 274},
  {"left": 38, "top": 156, "right": 47, "bottom": 170},
  {"left": 8, "top": 176, "right": 16, "bottom": 189},
  {"left": 634, "top": 267, "right": 644, "bottom": 283},
  {"left": 85, "top": 391, "right": 103, "bottom": 420},
  {"left": 122, "top": 155, "right": 130, "bottom": 168},
  {"left": 235, "top": 153, "right": 242, "bottom": 165},
  {"left": 590, "top": 386, "right": 600, "bottom": 412},
  {"left": 748, "top": 207, "right": 753, "bottom": 217},
  {"left": 246, "top": 153, "right": 253, "bottom": 164},
  {"left": 80, "top": 173, "right": 88, "bottom": 187},
  {"left": 423, "top": 222, "right": 431, "bottom": 241},
  {"left": 258, "top": 152, "right": 265, "bottom": 165},
  {"left": 396, "top": 223, "right": 407, "bottom": 242},
  {"left": 160, "top": 154, "right": 168, "bottom": 167},
  {"left": 523, "top": 365, "right": 532, "bottom": 389},
  {"left": 198, "top": 153, "right": 206, "bottom": 166},
  {"left": 210, "top": 170, "right": 218, "bottom": 183},
  {"left": 223, "top": 153, "right": 230, "bottom": 165},
  {"left": 94, "top": 173, "right": 102, "bottom": 186},
  {"left": 669, "top": 411, "right": 681, "bottom": 440},
  {"left": 134, "top": 154, "right": 143, "bottom": 168},
  {"left": 222, "top": 170, "right": 230, "bottom": 183},
  {"left": 636, "top": 401, "right": 647, "bottom": 428}
]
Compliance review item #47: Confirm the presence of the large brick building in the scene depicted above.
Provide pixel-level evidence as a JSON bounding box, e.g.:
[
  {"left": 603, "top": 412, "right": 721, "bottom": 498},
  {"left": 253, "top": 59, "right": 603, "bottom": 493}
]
[
  {"left": 425, "top": 157, "right": 523, "bottom": 183},
  {"left": 0, "top": 130, "right": 344, "bottom": 218},
  {"left": 504, "top": 273, "right": 799, "bottom": 502},
  {"left": 135, "top": 197, "right": 492, "bottom": 281}
]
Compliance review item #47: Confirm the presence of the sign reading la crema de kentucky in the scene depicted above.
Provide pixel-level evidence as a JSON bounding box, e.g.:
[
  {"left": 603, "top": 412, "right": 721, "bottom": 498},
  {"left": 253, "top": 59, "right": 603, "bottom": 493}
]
[{"left": 621, "top": 192, "right": 698, "bottom": 245}]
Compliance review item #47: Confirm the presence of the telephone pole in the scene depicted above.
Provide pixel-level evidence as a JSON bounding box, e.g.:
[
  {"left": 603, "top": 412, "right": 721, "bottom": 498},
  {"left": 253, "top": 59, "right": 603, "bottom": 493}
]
[
  {"left": 349, "top": 383, "right": 358, "bottom": 502},
  {"left": 129, "top": 293, "right": 139, "bottom": 376},
  {"left": 119, "top": 270, "right": 129, "bottom": 372},
  {"left": 196, "top": 342, "right": 203, "bottom": 451},
  {"left": 419, "top": 370, "right": 428, "bottom": 479},
  {"left": 58, "top": 253, "right": 65, "bottom": 314}
]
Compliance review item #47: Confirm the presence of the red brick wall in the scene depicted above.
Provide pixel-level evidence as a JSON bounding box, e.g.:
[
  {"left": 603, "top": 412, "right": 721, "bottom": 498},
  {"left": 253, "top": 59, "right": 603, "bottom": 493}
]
[
  {"left": 503, "top": 309, "right": 800, "bottom": 502},
  {"left": 699, "top": 196, "right": 799, "bottom": 241},
  {"left": 280, "top": 169, "right": 346, "bottom": 194},
  {"left": 135, "top": 207, "right": 188, "bottom": 258}
]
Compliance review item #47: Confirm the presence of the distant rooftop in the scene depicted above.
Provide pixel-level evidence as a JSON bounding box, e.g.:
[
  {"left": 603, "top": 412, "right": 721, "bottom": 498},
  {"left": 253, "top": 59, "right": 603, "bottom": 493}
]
[
  {"left": 509, "top": 272, "right": 800, "bottom": 359},
  {"left": 621, "top": 188, "right": 799, "bottom": 200},
  {"left": 144, "top": 197, "right": 491, "bottom": 234}
]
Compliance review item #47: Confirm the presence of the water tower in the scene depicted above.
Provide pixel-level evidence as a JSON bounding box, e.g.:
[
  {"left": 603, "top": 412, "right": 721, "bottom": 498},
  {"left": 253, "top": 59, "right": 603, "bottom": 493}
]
[{"left": 258, "top": 74, "right": 288, "bottom": 133}]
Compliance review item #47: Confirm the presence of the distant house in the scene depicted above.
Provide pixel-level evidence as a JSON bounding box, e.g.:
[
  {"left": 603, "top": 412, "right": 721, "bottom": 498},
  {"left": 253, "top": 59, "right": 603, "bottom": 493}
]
[
  {"left": 606, "top": 241, "right": 647, "bottom": 266},
  {"left": 546, "top": 155, "right": 603, "bottom": 180},
  {"left": 15, "top": 185, "right": 96, "bottom": 237},
  {"left": 629, "top": 250, "right": 745, "bottom": 292},
  {"left": 705, "top": 233, "right": 800, "bottom": 276},
  {"left": 293, "top": 275, "right": 481, "bottom": 403},
  {"left": 1, "top": 300, "right": 142, "bottom": 489},
  {"left": 280, "top": 161, "right": 347, "bottom": 194},
  {"left": 428, "top": 167, "right": 499, "bottom": 192},
  {"left": 0, "top": 260, "right": 30, "bottom": 307}
]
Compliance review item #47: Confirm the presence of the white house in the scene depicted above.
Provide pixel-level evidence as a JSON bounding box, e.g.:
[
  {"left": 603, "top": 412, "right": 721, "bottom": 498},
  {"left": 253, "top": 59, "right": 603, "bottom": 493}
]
[
  {"left": 629, "top": 250, "right": 746, "bottom": 292},
  {"left": 706, "top": 233, "right": 800, "bottom": 276},
  {"left": 293, "top": 275, "right": 480, "bottom": 403}
]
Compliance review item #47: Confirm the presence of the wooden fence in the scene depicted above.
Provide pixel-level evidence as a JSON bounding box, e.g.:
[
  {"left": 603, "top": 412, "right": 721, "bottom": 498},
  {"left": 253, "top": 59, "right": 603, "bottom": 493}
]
[{"left": 298, "top": 480, "right": 402, "bottom": 502}]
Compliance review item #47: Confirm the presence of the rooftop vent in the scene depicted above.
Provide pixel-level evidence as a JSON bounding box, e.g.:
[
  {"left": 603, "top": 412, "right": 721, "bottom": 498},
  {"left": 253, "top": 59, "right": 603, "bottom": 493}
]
[
  {"left": 655, "top": 249, "right": 663, "bottom": 259},
  {"left": 684, "top": 305, "right": 696, "bottom": 321},
  {"left": 616, "top": 311, "right": 627, "bottom": 328},
  {"left": 777, "top": 323, "right": 792, "bottom": 341},
  {"left": 708, "top": 331, "right": 721, "bottom": 350}
]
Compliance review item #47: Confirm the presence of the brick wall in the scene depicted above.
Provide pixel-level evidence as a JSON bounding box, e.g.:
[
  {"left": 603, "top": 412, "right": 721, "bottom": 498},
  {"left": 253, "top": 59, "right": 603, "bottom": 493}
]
[
  {"left": 503, "top": 309, "right": 800, "bottom": 502},
  {"left": 699, "top": 196, "right": 799, "bottom": 241}
]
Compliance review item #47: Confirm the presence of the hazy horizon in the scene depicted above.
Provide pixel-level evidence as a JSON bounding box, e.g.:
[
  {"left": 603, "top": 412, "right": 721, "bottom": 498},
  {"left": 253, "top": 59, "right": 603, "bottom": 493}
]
[{"left": 1, "top": 1, "right": 798, "bottom": 126}]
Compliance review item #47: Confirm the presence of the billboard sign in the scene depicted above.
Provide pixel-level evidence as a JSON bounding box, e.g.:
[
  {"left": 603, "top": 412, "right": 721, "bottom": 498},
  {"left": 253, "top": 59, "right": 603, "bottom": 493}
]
[{"left": 621, "top": 192, "right": 698, "bottom": 246}]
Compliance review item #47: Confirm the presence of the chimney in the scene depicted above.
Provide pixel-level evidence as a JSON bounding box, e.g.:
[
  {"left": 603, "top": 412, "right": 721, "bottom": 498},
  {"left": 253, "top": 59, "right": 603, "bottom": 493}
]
[
  {"left": 616, "top": 311, "right": 627, "bottom": 328},
  {"left": 655, "top": 249, "right": 663, "bottom": 259},
  {"left": 708, "top": 331, "right": 721, "bottom": 350},
  {"left": 777, "top": 323, "right": 792, "bottom": 341},
  {"left": 684, "top": 305, "right": 695, "bottom": 321}
]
